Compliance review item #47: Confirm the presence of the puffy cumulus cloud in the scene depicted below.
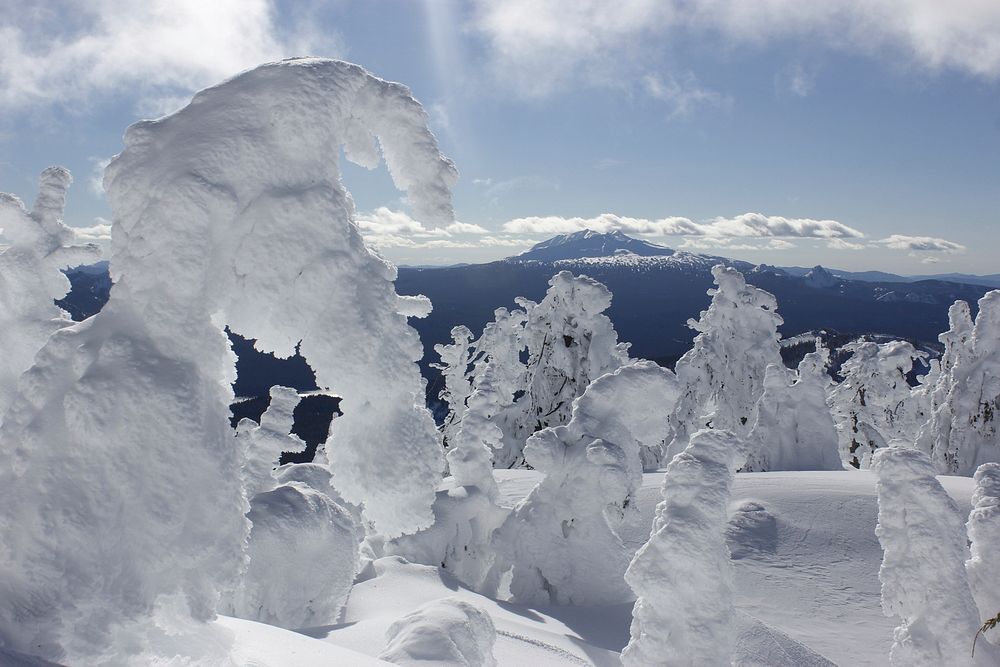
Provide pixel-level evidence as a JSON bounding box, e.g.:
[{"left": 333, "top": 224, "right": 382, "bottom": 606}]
[
  {"left": 0, "top": 0, "right": 343, "bottom": 112},
  {"left": 471, "top": 0, "right": 1000, "bottom": 100},
  {"left": 877, "top": 234, "right": 966, "bottom": 252},
  {"left": 501, "top": 212, "right": 863, "bottom": 240},
  {"left": 71, "top": 220, "right": 112, "bottom": 250}
]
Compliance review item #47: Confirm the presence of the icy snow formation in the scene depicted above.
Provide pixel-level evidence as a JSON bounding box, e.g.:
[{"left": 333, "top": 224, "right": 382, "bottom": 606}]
[
  {"left": 927, "top": 291, "right": 1000, "bottom": 475},
  {"left": 830, "top": 340, "right": 925, "bottom": 468},
  {"left": 0, "top": 58, "right": 455, "bottom": 662},
  {"left": 967, "top": 463, "right": 1000, "bottom": 633},
  {"left": 237, "top": 385, "right": 307, "bottom": 498},
  {"left": 0, "top": 168, "right": 100, "bottom": 417},
  {"left": 623, "top": 428, "right": 741, "bottom": 667},
  {"left": 230, "top": 482, "right": 359, "bottom": 629},
  {"left": 434, "top": 325, "right": 475, "bottom": 449},
  {"left": 744, "top": 346, "right": 843, "bottom": 472},
  {"left": 502, "top": 270, "right": 631, "bottom": 467},
  {"left": 668, "top": 264, "right": 783, "bottom": 459},
  {"left": 378, "top": 597, "right": 498, "bottom": 667},
  {"left": 492, "top": 361, "right": 679, "bottom": 605},
  {"left": 872, "top": 447, "right": 997, "bottom": 666},
  {"left": 918, "top": 300, "right": 975, "bottom": 468}
]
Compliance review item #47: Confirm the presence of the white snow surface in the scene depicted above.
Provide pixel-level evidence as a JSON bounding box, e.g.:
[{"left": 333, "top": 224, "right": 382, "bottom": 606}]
[{"left": 378, "top": 596, "right": 498, "bottom": 666}]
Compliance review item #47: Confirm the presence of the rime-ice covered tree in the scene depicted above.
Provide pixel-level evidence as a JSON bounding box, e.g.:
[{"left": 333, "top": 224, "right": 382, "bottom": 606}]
[
  {"left": 226, "top": 386, "right": 359, "bottom": 629},
  {"left": 871, "top": 447, "right": 997, "bottom": 666},
  {"left": 378, "top": 597, "right": 498, "bottom": 667},
  {"left": 668, "top": 264, "right": 783, "bottom": 459},
  {"left": 387, "top": 360, "right": 509, "bottom": 592},
  {"left": 829, "top": 340, "right": 925, "bottom": 468},
  {"left": 622, "top": 428, "right": 741, "bottom": 667},
  {"left": 967, "top": 463, "right": 1000, "bottom": 642},
  {"left": 491, "top": 362, "right": 679, "bottom": 605},
  {"left": 744, "top": 346, "right": 842, "bottom": 471},
  {"left": 917, "top": 301, "right": 975, "bottom": 466},
  {"left": 0, "top": 168, "right": 100, "bottom": 417},
  {"left": 923, "top": 292, "right": 1000, "bottom": 474},
  {"left": 434, "top": 325, "right": 474, "bottom": 447},
  {"left": 0, "top": 58, "right": 456, "bottom": 663},
  {"left": 237, "top": 385, "right": 307, "bottom": 498},
  {"left": 501, "top": 270, "right": 630, "bottom": 467}
]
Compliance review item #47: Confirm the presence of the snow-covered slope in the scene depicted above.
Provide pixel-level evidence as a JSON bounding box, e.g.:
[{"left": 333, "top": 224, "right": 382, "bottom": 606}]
[{"left": 284, "top": 469, "right": 975, "bottom": 666}]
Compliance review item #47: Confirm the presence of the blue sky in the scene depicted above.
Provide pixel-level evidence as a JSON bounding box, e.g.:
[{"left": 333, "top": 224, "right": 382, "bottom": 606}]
[{"left": 1, "top": 0, "right": 998, "bottom": 273}]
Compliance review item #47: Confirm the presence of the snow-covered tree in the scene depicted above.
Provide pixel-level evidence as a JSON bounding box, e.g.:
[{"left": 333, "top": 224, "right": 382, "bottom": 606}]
[
  {"left": 434, "top": 325, "right": 475, "bottom": 447},
  {"left": 923, "top": 292, "right": 1000, "bottom": 474},
  {"left": 0, "top": 167, "right": 100, "bottom": 417},
  {"left": 500, "top": 270, "right": 630, "bottom": 467},
  {"left": 871, "top": 447, "right": 997, "bottom": 666},
  {"left": 387, "top": 361, "right": 510, "bottom": 592},
  {"left": 622, "top": 428, "right": 741, "bottom": 667},
  {"left": 0, "top": 58, "right": 455, "bottom": 662},
  {"left": 668, "top": 264, "right": 783, "bottom": 459},
  {"left": 744, "top": 345, "right": 843, "bottom": 471},
  {"left": 967, "top": 463, "right": 1000, "bottom": 643},
  {"left": 237, "top": 385, "right": 307, "bottom": 498},
  {"left": 378, "top": 597, "right": 498, "bottom": 667},
  {"left": 829, "top": 340, "right": 926, "bottom": 468},
  {"left": 492, "top": 361, "right": 679, "bottom": 605}
]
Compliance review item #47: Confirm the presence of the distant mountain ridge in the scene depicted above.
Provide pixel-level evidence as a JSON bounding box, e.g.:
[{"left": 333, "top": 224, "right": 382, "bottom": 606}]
[{"left": 511, "top": 229, "right": 675, "bottom": 263}]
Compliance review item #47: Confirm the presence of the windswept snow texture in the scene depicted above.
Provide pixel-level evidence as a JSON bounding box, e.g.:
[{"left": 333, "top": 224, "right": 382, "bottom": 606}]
[
  {"left": 0, "top": 57, "right": 455, "bottom": 662},
  {"left": 378, "top": 597, "right": 498, "bottom": 667},
  {"left": 104, "top": 57, "right": 457, "bottom": 538},
  {"left": 493, "top": 362, "right": 678, "bottom": 606},
  {"left": 0, "top": 168, "right": 100, "bottom": 416},
  {"left": 623, "top": 429, "right": 741, "bottom": 667},
  {"left": 872, "top": 447, "right": 996, "bottom": 666}
]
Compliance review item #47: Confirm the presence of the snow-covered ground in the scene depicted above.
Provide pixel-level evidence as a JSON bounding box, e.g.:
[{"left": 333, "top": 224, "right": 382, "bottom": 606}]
[{"left": 176, "top": 469, "right": 973, "bottom": 667}]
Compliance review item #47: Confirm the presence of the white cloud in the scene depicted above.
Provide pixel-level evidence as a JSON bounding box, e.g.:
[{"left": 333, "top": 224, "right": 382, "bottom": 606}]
[
  {"left": 472, "top": 0, "right": 1000, "bottom": 101},
  {"left": 642, "top": 72, "right": 729, "bottom": 119},
  {"left": 501, "top": 212, "right": 864, "bottom": 240},
  {"left": 357, "top": 207, "right": 492, "bottom": 249},
  {"left": 88, "top": 156, "right": 113, "bottom": 196},
  {"left": 0, "top": 0, "right": 344, "bottom": 113},
  {"left": 826, "top": 238, "right": 865, "bottom": 250},
  {"left": 71, "top": 219, "right": 113, "bottom": 247},
  {"left": 777, "top": 63, "right": 815, "bottom": 97},
  {"left": 679, "top": 237, "right": 796, "bottom": 251},
  {"left": 877, "top": 234, "right": 966, "bottom": 252}
]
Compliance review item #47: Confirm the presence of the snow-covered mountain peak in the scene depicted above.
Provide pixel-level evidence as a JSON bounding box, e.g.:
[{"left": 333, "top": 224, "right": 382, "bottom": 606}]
[
  {"left": 513, "top": 230, "right": 675, "bottom": 263},
  {"left": 804, "top": 265, "right": 838, "bottom": 288}
]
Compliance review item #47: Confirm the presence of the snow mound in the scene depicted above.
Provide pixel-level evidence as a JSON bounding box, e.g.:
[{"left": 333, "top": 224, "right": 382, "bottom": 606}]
[{"left": 379, "top": 597, "right": 498, "bottom": 667}]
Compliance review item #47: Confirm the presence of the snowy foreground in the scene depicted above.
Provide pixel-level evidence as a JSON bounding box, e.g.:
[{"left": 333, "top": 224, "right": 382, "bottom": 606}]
[{"left": 4, "top": 470, "right": 963, "bottom": 667}]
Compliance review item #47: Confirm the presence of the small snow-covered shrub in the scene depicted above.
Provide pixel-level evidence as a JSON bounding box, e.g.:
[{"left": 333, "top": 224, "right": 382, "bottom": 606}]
[
  {"left": 623, "top": 428, "right": 741, "bottom": 667},
  {"left": 378, "top": 597, "right": 497, "bottom": 667},
  {"left": 492, "top": 361, "right": 678, "bottom": 605},
  {"left": 237, "top": 385, "right": 307, "bottom": 498},
  {"left": 230, "top": 482, "right": 359, "bottom": 629}
]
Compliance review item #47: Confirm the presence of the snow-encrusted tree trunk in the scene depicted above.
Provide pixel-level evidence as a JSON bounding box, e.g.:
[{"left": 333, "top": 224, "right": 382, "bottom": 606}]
[
  {"left": 622, "top": 428, "right": 741, "bottom": 667},
  {"left": 0, "top": 168, "right": 100, "bottom": 418},
  {"left": 492, "top": 361, "right": 679, "bottom": 605},
  {"left": 744, "top": 346, "right": 842, "bottom": 471},
  {"left": 499, "top": 271, "right": 630, "bottom": 467},
  {"left": 434, "top": 325, "right": 474, "bottom": 448},
  {"left": 667, "top": 264, "right": 783, "bottom": 459},
  {"left": 928, "top": 291, "right": 1000, "bottom": 474},
  {"left": 829, "top": 340, "right": 925, "bottom": 468},
  {"left": 0, "top": 58, "right": 455, "bottom": 663},
  {"left": 967, "top": 462, "right": 1000, "bottom": 642},
  {"left": 871, "top": 447, "right": 997, "bottom": 666}
]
